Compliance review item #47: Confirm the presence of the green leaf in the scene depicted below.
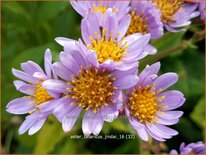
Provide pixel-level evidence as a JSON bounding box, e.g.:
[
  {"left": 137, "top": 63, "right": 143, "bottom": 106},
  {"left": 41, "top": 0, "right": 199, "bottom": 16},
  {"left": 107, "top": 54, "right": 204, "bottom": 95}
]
[
  {"left": 176, "top": 117, "right": 203, "bottom": 142},
  {"left": 140, "top": 32, "right": 186, "bottom": 67},
  {"left": 160, "top": 49, "right": 205, "bottom": 99},
  {"left": 152, "top": 31, "right": 185, "bottom": 54},
  {"left": 11, "top": 43, "right": 57, "bottom": 69},
  {"left": 59, "top": 140, "right": 76, "bottom": 154},
  {"left": 34, "top": 116, "right": 65, "bottom": 154},
  {"left": 2, "top": 2, "right": 30, "bottom": 20},
  {"left": 17, "top": 133, "right": 37, "bottom": 149},
  {"left": 190, "top": 97, "right": 205, "bottom": 129},
  {"left": 36, "top": 2, "right": 68, "bottom": 26},
  {"left": 111, "top": 138, "right": 140, "bottom": 154}
]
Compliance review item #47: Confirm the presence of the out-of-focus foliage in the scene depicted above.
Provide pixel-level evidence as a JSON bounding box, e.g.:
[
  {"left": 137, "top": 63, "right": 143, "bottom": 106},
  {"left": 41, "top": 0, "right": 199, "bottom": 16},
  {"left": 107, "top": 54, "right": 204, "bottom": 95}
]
[{"left": 1, "top": 2, "right": 205, "bottom": 154}]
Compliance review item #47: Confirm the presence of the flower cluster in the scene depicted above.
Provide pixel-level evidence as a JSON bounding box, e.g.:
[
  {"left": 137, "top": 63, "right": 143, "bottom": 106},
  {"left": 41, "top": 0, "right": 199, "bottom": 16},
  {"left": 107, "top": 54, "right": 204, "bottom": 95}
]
[{"left": 6, "top": 0, "right": 204, "bottom": 148}]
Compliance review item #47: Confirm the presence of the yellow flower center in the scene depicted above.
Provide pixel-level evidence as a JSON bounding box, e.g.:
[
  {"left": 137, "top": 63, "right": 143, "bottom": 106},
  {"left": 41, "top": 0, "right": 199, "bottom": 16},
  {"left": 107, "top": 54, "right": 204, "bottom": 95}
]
[
  {"left": 127, "top": 85, "right": 165, "bottom": 124},
  {"left": 92, "top": 2, "right": 118, "bottom": 14},
  {"left": 93, "top": 4, "right": 107, "bottom": 14},
  {"left": 67, "top": 65, "right": 117, "bottom": 113},
  {"left": 87, "top": 29, "right": 128, "bottom": 63},
  {"left": 33, "top": 83, "right": 53, "bottom": 104},
  {"left": 152, "top": 0, "right": 183, "bottom": 24},
  {"left": 126, "top": 11, "right": 148, "bottom": 36}
]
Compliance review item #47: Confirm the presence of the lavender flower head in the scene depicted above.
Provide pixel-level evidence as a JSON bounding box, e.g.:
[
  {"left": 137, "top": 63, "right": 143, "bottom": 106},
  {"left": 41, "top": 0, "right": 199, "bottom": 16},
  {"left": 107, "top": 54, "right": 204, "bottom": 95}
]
[
  {"left": 56, "top": 9, "right": 156, "bottom": 71},
  {"left": 152, "top": 0, "right": 200, "bottom": 32},
  {"left": 127, "top": 1, "right": 164, "bottom": 39},
  {"left": 6, "top": 49, "right": 61, "bottom": 135},
  {"left": 123, "top": 62, "right": 186, "bottom": 141},
  {"left": 42, "top": 40, "right": 139, "bottom": 135},
  {"left": 70, "top": 0, "right": 130, "bottom": 23},
  {"left": 170, "top": 141, "right": 205, "bottom": 154}
]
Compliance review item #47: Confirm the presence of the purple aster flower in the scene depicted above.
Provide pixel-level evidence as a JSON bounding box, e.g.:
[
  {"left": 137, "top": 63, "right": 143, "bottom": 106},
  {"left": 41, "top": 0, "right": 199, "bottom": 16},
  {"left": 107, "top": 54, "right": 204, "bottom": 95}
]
[
  {"left": 123, "top": 62, "right": 186, "bottom": 141},
  {"left": 70, "top": 0, "right": 130, "bottom": 23},
  {"left": 126, "top": 1, "right": 164, "bottom": 39},
  {"left": 170, "top": 141, "right": 205, "bottom": 154},
  {"left": 56, "top": 9, "right": 156, "bottom": 71},
  {"left": 6, "top": 49, "right": 61, "bottom": 135},
  {"left": 42, "top": 41, "right": 139, "bottom": 135},
  {"left": 152, "top": 0, "right": 200, "bottom": 32}
]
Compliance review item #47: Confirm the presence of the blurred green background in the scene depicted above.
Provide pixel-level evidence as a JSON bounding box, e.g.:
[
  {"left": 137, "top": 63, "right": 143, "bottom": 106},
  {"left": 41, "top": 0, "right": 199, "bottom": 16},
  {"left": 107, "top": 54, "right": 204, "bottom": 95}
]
[{"left": 1, "top": 1, "right": 205, "bottom": 154}]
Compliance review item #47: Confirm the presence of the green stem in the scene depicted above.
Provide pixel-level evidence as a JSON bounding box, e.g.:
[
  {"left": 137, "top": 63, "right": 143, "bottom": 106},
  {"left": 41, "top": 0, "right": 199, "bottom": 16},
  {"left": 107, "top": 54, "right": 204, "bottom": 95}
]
[
  {"left": 4, "top": 128, "right": 14, "bottom": 153},
  {"left": 140, "top": 44, "right": 183, "bottom": 67}
]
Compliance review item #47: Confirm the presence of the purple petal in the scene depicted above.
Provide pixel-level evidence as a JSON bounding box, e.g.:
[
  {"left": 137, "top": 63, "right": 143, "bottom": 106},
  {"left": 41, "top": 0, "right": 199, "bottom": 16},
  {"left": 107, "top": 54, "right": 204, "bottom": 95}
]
[
  {"left": 91, "top": 112, "right": 104, "bottom": 135},
  {"left": 112, "top": 66, "right": 138, "bottom": 79},
  {"left": 165, "top": 25, "right": 184, "bottom": 32},
  {"left": 47, "top": 90, "right": 60, "bottom": 99},
  {"left": 153, "top": 123, "right": 178, "bottom": 136},
  {"left": 20, "top": 61, "right": 44, "bottom": 76},
  {"left": 156, "top": 117, "right": 179, "bottom": 125},
  {"left": 101, "top": 106, "right": 118, "bottom": 122},
  {"left": 145, "top": 125, "right": 166, "bottom": 141},
  {"left": 114, "top": 61, "right": 138, "bottom": 71},
  {"left": 55, "top": 37, "right": 74, "bottom": 46},
  {"left": 82, "top": 110, "right": 94, "bottom": 135},
  {"left": 42, "top": 79, "right": 68, "bottom": 94},
  {"left": 143, "top": 44, "right": 157, "bottom": 55},
  {"left": 99, "top": 60, "right": 115, "bottom": 71},
  {"left": 102, "top": 8, "right": 118, "bottom": 39},
  {"left": 53, "top": 98, "right": 71, "bottom": 122},
  {"left": 158, "top": 90, "right": 186, "bottom": 111},
  {"left": 113, "top": 75, "right": 139, "bottom": 89},
  {"left": 82, "top": 110, "right": 104, "bottom": 136},
  {"left": 128, "top": 117, "right": 149, "bottom": 141},
  {"left": 18, "top": 83, "right": 35, "bottom": 95},
  {"left": 62, "top": 106, "right": 81, "bottom": 132},
  {"left": 6, "top": 97, "right": 35, "bottom": 114},
  {"left": 12, "top": 68, "right": 39, "bottom": 84},
  {"left": 52, "top": 62, "right": 72, "bottom": 81},
  {"left": 59, "top": 52, "right": 80, "bottom": 74},
  {"left": 154, "top": 73, "right": 178, "bottom": 91},
  {"left": 19, "top": 116, "right": 37, "bottom": 135},
  {"left": 13, "top": 80, "right": 26, "bottom": 90},
  {"left": 125, "top": 33, "right": 151, "bottom": 53},
  {"left": 86, "top": 52, "right": 100, "bottom": 68},
  {"left": 28, "top": 118, "right": 46, "bottom": 135},
  {"left": 81, "top": 13, "right": 100, "bottom": 44},
  {"left": 138, "top": 62, "right": 160, "bottom": 85},
  {"left": 63, "top": 40, "right": 78, "bottom": 53},
  {"left": 81, "top": 19, "right": 91, "bottom": 44},
  {"left": 157, "top": 111, "right": 183, "bottom": 120},
  {"left": 148, "top": 123, "right": 172, "bottom": 139},
  {"left": 149, "top": 62, "right": 161, "bottom": 74},
  {"left": 37, "top": 98, "right": 64, "bottom": 112},
  {"left": 117, "top": 14, "right": 131, "bottom": 41},
  {"left": 170, "top": 150, "right": 178, "bottom": 154},
  {"left": 44, "top": 49, "right": 52, "bottom": 78},
  {"left": 70, "top": 1, "right": 87, "bottom": 17},
  {"left": 33, "top": 72, "right": 48, "bottom": 80}
]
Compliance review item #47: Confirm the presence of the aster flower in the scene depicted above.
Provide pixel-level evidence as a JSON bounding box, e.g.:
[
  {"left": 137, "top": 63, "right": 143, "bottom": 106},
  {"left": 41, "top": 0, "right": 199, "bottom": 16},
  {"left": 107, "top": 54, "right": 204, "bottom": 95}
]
[
  {"left": 123, "top": 62, "right": 186, "bottom": 141},
  {"left": 56, "top": 9, "right": 156, "bottom": 71},
  {"left": 42, "top": 41, "right": 139, "bottom": 135},
  {"left": 170, "top": 141, "right": 205, "bottom": 154},
  {"left": 70, "top": 0, "right": 130, "bottom": 23},
  {"left": 152, "top": 0, "right": 200, "bottom": 32},
  {"left": 126, "top": 1, "right": 163, "bottom": 39},
  {"left": 6, "top": 49, "right": 61, "bottom": 135}
]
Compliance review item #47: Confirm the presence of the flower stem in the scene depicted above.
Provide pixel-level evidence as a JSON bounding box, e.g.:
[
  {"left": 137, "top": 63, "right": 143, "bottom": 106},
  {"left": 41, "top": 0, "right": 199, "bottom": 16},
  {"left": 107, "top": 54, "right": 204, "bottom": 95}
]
[{"left": 140, "top": 44, "right": 183, "bottom": 67}]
